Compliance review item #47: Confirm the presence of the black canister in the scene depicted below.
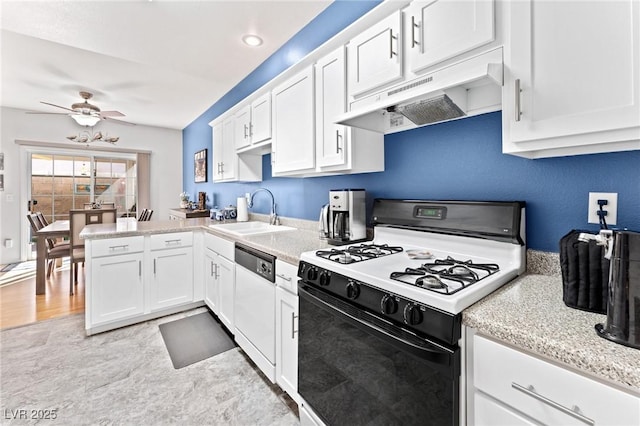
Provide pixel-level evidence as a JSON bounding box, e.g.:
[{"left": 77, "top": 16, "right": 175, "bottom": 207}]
[{"left": 595, "top": 230, "right": 640, "bottom": 349}]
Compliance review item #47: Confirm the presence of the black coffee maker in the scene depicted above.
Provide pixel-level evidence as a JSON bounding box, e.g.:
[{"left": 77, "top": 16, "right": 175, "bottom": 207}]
[{"left": 594, "top": 230, "right": 640, "bottom": 349}]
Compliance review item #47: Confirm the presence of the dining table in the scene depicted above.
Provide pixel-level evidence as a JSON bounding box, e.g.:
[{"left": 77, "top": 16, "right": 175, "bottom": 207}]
[{"left": 35, "top": 220, "right": 69, "bottom": 295}]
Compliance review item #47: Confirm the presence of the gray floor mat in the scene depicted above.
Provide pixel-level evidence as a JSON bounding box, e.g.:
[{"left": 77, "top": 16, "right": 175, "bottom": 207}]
[{"left": 159, "top": 311, "right": 236, "bottom": 369}]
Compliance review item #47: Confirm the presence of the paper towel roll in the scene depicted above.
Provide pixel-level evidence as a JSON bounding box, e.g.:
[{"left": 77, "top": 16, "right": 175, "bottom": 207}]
[{"left": 237, "top": 197, "right": 249, "bottom": 222}]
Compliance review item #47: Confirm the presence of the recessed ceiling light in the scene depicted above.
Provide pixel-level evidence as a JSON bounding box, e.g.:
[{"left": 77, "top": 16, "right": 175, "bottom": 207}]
[{"left": 242, "top": 35, "right": 263, "bottom": 47}]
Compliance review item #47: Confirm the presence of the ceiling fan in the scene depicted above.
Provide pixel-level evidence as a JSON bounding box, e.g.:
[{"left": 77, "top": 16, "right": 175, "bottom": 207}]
[{"left": 27, "top": 91, "right": 134, "bottom": 126}]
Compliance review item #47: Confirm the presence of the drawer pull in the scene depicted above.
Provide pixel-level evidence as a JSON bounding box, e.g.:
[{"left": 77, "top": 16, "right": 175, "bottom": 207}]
[
  {"left": 276, "top": 273, "right": 292, "bottom": 282},
  {"left": 511, "top": 382, "right": 595, "bottom": 425},
  {"left": 109, "top": 244, "right": 129, "bottom": 252},
  {"left": 164, "top": 239, "right": 182, "bottom": 246}
]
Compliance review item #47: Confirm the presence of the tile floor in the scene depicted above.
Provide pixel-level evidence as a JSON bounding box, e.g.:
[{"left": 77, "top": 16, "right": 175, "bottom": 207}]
[{"left": 0, "top": 308, "right": 299, "bottom": 425}]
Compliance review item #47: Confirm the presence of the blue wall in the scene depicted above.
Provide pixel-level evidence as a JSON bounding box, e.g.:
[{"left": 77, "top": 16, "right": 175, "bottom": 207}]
[{"left": 182, "top": 1, "right": 640, "bottom": 253}]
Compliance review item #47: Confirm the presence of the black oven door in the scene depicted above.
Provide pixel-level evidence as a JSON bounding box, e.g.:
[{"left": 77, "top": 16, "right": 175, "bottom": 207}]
[{"left": 298, "top": 284, "right": 460, "bottom": 426}]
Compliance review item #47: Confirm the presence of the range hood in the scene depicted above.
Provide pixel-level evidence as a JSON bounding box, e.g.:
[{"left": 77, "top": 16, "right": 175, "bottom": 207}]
[{"left": 336, "top": 48, "right": 503, "bottom": 134}]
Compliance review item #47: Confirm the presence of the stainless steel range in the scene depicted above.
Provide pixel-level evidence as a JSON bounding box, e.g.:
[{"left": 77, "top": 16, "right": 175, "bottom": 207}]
[{"left": 297, "top": 199, "right": 526, "bottom": 426}]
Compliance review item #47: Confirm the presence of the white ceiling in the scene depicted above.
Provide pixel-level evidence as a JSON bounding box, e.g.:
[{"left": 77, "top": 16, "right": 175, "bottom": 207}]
[{"left": 0, "top": 0, "right": 332, "bottom": 130}]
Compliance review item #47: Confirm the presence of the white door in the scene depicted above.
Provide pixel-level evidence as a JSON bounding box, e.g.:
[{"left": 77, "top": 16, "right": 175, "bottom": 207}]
[
  {"left": 503, "top": 0, "right": 640, "bottom": 156},
  {"left": 204, "top": 247, "right": 218, "bottom": 314},
  {"left": 406, "top": 0, "right": 494, "bottom": 73},
  {"left": 234, "top": 106, "right": 251, "bottom": 150},
  {"left": 272, "top": 67, "right": 315, "bottom": 174},
  {"left": 217, "top": 254, "right": 235, "bottom": 331},
  {"left": 150, "top": 247, "right": 194, "bottom": 310},
  {"left": 316, "top": 46, "right": 349, "bottom": 168},
  {"left": 221, "top": 117, "right": 237, "bottom": 180},
  {"left": 250, "top": 92, "right": 272, "bottom": 144},
  {"left": 212, "top": 122, "right": 224, "bottom": 182},
  {"left": 276, "top": 287, "right": 299, "bottom": 403},
  {"left": 91, "top": 252, "right": 144, "bottom": 324},
  {"left": 347, "top": 11, "right": 403, "bottom": 97}
]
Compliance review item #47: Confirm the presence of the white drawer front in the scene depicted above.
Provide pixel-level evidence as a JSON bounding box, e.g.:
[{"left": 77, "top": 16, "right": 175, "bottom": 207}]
[
  {"left": 204, "top": 231, "right": 234, "bottom": 260},
  {"left": 150, "top": 232, "right": 193, "bottom": 251},
  {"left": 275, "top": 259, "right": 298, "bottom": 294},
  {"left": 92, "top": 236, "right": 145, "bottom": 258},
  {"left": 473, "top": 335, "right": 640, "bottom": 426}
]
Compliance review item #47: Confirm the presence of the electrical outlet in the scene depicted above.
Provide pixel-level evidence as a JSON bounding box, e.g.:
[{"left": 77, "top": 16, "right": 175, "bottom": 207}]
[{"left": 588, "top": 192, "right": 618, "bottom": 225}]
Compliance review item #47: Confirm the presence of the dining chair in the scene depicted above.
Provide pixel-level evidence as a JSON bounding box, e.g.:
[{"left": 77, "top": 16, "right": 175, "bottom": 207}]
[
  {"left": 69, "top": 208, "right": 117, "bottom": 295},
  {"left": 138, "top": 209, "right": 153, "bottom": 221},
  {"left": 27, "top": 214, "right": 70, "bottom": 278}
]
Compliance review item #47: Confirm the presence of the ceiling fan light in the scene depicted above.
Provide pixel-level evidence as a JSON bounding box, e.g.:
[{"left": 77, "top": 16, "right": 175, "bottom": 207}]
[{"left": 71, "top": 114, "right": 100, "bottom": 127}]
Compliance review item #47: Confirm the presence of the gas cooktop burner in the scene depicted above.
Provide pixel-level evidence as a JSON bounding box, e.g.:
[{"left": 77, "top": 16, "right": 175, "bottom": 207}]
[
  {"left": 390, "top": 256, "right": 500, "bottom": 295},
  {"left": 316, "top": 243, "right": 403, "bottom": 264}
]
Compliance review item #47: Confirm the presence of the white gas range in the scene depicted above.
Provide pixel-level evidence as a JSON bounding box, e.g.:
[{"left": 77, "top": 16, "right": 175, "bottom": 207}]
[{"left": 296, "top": 199, "right": 526, "bottom": 426}]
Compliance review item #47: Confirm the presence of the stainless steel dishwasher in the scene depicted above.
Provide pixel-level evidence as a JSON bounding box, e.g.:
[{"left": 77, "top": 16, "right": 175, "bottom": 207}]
[{"left": 234, "top": 242, "right": 277, "bottom": 382}]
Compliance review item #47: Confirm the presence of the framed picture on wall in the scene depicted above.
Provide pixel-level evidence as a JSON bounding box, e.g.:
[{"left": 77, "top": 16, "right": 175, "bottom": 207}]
[{"left": 194, "top": 149, "right": 207, "bottom": 183}]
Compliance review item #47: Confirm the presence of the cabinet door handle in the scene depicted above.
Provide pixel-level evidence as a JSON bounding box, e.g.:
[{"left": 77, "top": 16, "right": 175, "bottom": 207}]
[
  {"left": 244, "top": 124, "right": 248, "bottom": 139},
  {"left": 511, "top": 383, "right": 594, "bottom": 425},
  {"left": 276, "top": 273, "right": 292, "bottom": 282},
  {"left": 214, "top": 263, "right": 220, "bottom": 280},
  {"left": 249, "top": 123, "right": 253, "bottom": 137},
  {"left": 153, "top": 258, "right": 156, "bottom": 275},
  {"left": 389, "top": 29, "right": 398, "bottom": 59},
  {"left": 210, "top": 260, "right": 214, "bottom": 277},
  {"left": 335, "top": 130, "right": 343, "bottom": 153},
  {"left": 139, "top": 260, "right": 142, "bottom": 278},
  {"left": 291, "top": 313, "right": 298, "bottom": 339},
  {"left": 411, "top": 16, "right": 420, "bottom": 48},
  {"left": 515, "top": 79, "right": 522, "bottom": 122}
]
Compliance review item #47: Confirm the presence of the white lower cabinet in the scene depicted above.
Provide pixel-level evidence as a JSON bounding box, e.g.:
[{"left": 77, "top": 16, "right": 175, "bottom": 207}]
[
  {"left": 90, "top": 249, "right": 144, "bottom": 325},
  {"left": 275, "top": 260, "right": 300, "bottom": 404},
  {"left": 203, "top": 247, "right": 219, "bottom": 314},
  {"left": 204, "top": 232, "right": 235, "bottom": 331},
  {"left": 149, "top": 233, "right": 194, "bottom": 311},
  {"left": 470, "top": 334, "right": 640, "bottom": 425},
  {"left": 216, "top": 255, "right": 234, "bottom": 331}
]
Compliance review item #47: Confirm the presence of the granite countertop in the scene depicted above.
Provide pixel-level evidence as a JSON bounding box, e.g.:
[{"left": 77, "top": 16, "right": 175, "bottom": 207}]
[
  {"left": 79, "top": 215, "right": 329, "bottom": 265},
  {"left": 463, "top": 273, "right": 640, "bottom": 392}
]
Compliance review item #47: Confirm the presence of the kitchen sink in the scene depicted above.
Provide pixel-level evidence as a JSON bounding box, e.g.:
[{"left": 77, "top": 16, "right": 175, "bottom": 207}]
[{"left": 209, "top": 221, "right": 296, "bottom": 236}]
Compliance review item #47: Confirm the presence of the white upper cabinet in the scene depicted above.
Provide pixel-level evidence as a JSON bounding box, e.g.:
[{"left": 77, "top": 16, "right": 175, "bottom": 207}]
[
  {"left": 250, "top": 92, "right": 272, "bottom": 145},
  {"left": 316, "top": 46, "right": 348, "bottom": 168},
  {"left": 502, "top": 0, "right": 640, "bottom": 158},
  {"left": 210, "top": 117, "right": 261, "bottom": 183},
  {"left": 272, "top": 66, "right": 315, "bottom": 175},
  {"left": 221, "top": 117, "right": 238, "bottom": 180},
  {"left": 234, "top": 92, "right": 272, "bottom": 151},
  {"left": 315, "top": 46, "right": 385, "bottom": 174},
  {"left": 347, "top": 11, "right": 404, "bottom": 97},
  {"left": 234, "top": 105, "right": 252, "bottom": 150},
  {"left": 406, "top": 0, "right": 495, "bottom": 74}
]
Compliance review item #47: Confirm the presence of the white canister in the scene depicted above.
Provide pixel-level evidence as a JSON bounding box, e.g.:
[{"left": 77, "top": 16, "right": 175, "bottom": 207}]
[{"left": 237, "top": 197, "right": 249, "bottom": 222}]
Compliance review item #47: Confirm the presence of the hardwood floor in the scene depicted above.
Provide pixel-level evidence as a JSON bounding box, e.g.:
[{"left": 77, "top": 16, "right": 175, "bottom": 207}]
[{"left": 0, "top": 264, "right": 85, "bottom": 330}]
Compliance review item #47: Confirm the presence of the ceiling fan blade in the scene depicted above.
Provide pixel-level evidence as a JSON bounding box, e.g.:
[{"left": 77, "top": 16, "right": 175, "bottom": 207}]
[
  {"left": 103, "top": 116, "right": 136, "bottom": 126},
  {"left": 25, "top": 111, "right": 69, "bottom": 115},
  {"left": 40, "top": 101, "right": 76, "bottom": 113},
  {"left": 100, "top": 110, "right": 125, "bottom": 118}
]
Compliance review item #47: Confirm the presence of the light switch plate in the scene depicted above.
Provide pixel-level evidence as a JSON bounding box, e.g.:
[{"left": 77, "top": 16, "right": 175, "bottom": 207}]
[{"left": 588, "top": 192, "right": 618, "bottom": 225}]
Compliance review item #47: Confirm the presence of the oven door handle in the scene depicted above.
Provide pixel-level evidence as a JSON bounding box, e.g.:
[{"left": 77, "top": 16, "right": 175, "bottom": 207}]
[{"left": 299, "top": 284, "right": 458, "bottom": 377}]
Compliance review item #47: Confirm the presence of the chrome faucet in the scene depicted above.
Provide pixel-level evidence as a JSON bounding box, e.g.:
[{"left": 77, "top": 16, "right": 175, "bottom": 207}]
[{"left": 248, "top": 188, "right": 279, "bottom": 225}]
